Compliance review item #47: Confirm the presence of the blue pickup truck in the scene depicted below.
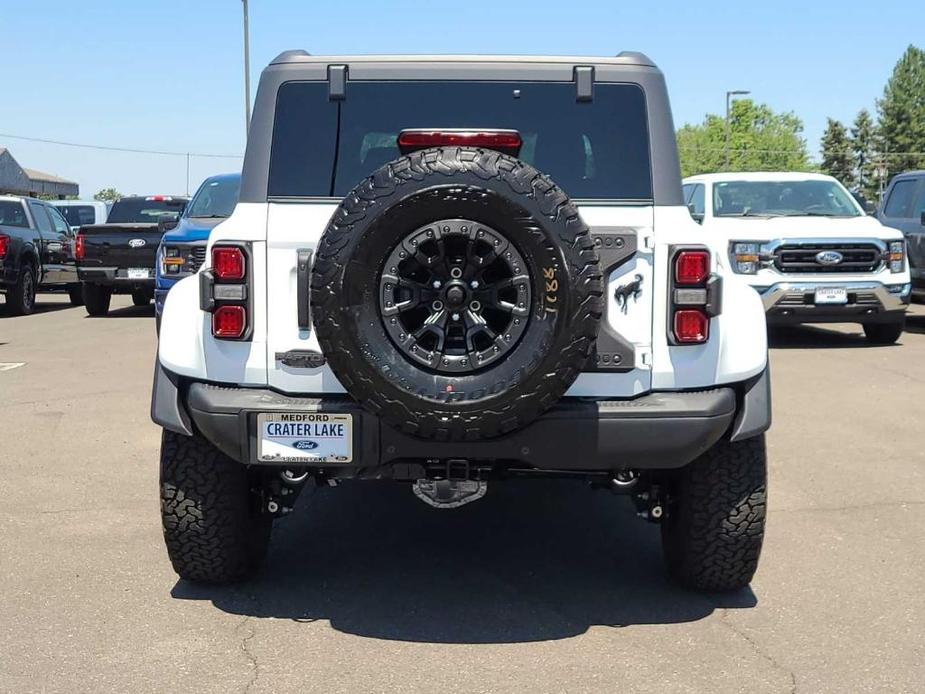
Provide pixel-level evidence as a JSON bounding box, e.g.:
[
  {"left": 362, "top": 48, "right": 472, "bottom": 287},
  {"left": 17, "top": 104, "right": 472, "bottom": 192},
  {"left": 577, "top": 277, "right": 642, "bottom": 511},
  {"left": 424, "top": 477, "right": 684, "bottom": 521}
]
[{"left": 155, "top": 173, "right": 240, "bottom": 327}]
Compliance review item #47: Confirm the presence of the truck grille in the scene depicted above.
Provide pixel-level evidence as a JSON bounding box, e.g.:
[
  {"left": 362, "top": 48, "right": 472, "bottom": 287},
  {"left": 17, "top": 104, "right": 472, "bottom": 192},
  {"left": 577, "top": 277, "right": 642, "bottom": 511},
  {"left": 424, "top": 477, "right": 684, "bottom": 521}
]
[
  {"left": 187, "top": 246, "right": 207, "bottom": 273},
  {"left": 773, "top": 243, "right": 882, "bottom": 274}
]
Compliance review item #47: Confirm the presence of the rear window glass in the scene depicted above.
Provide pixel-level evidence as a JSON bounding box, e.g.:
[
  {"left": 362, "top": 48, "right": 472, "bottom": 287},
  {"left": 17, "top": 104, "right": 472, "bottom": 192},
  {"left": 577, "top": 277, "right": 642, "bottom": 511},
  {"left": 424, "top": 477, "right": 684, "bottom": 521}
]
[
  {"left": 108, "top": 198, "right": 187, "bottom": 224},
  {"left": 269, "top": 81, "right": 652, "bottom": 201},
  {"left": 883, "top": 179, "right": 918, "bottom": 218},
  {"left": 56, "top": 204, "right": 98, "bottom": 227},
  {"left": 0, "top": 200, "right": 29, "bottom": 227}
]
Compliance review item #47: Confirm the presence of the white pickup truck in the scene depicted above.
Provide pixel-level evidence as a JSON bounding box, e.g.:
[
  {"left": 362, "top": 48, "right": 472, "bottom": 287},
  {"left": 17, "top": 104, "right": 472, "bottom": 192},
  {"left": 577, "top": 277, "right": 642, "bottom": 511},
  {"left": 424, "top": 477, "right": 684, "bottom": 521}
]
[
  {"left": 683, "top": 172, "right": 911, "bottom": 343},
  {"left": 153, "top": 52, "right": 772, "bottom": 592}
]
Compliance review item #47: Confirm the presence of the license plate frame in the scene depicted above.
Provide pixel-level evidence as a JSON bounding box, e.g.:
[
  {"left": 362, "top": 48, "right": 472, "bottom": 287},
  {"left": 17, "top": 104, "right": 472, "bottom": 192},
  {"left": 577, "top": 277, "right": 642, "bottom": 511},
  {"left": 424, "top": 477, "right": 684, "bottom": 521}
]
[
  {"left": 127, "top": 268, "right": 150, "bottom": 279},
  {"left": 257, "top": 412, "right": 353, "bottom": 464},
  {"left": 814, "top": 286, "right": 848, "bottom": 305}
]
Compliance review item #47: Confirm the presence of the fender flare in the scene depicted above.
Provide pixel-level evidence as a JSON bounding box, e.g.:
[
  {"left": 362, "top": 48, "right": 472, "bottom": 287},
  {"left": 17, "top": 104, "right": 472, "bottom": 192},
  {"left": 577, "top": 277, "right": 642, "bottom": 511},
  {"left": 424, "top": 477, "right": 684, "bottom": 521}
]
[
  {"left": 151, "top": 361, "right": 193, "bottom": 436},
  {"left": 729, "top": 366, "right": 772, "bottom": 442}
]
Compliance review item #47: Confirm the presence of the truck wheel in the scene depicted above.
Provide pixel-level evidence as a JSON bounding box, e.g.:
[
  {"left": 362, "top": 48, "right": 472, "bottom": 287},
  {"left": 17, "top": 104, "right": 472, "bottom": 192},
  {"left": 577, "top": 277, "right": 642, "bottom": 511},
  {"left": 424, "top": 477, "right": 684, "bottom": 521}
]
[
  {"left": 132, "top": 290, "right": 151, "bottom": 307},
  {"left": 660, "top": 435, "right": 767, "bottom": 592},
  {"left": 312, "top": 146, "right": 603, "bottom": 441},
  {"left": 160, "top": 430, "right": 272, "bottom": 583},
  {"left": 5, "top": 263, "right": 37, "bottom": 315},
  {"left": 82, "top": 283, "right": 112, "bottom": 316},
  {"left": 863, "top": 319, "right": 904, "bottom": 345},
  {"left": 67, "top": 284, "right": 84, "bottom": 306}
]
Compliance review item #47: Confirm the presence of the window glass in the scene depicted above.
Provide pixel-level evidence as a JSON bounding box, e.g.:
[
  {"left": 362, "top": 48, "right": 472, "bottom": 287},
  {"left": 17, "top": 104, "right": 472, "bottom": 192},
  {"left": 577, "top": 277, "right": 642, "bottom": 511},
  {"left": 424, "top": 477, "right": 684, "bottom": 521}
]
[
  {"left": 186, "top": 176, "right": 241, "bottom": 218},
  {"left": 28, "top": 201, "right": 54, "bottom": 233},
  {"left": 108, "top": 198, "right": 187, "bottom": 224},
  {"left": 689, "top": 184, "right": 705, "bottom": 215},
  {"left": 47, "top": 206, "right": 70, "bottom": 235},
  {"left": 883, "top": 180, "right": 918, "bottom": 218},
  {"left": 713, "top": 179, "right": 861, "bottom": 217},
  {"left": 911, "top": 182, "right": 925, "bottom": 219},
  {"left": 56, "top": 205, "right": 98, "bottom": 227},
  {"left": 269, "top": 81, "right": 653, "bottom": 201},
  {"left": 0, "top": 200, "right": 29, "bottom": 227}
]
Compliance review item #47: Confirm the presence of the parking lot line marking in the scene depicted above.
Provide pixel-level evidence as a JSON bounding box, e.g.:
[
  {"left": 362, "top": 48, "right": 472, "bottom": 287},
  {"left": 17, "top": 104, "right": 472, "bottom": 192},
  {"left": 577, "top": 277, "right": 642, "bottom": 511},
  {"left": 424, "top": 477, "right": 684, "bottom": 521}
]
[{"left": 0, "top": 362, "right": 26, "bottom": 372}]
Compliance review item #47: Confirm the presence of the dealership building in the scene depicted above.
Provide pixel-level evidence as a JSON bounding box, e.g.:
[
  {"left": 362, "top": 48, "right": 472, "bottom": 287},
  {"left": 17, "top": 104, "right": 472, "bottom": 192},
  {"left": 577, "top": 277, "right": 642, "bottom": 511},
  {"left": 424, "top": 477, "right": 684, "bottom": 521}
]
[{"left": 0, "top": 147, "right": 79, "bottom": 198}]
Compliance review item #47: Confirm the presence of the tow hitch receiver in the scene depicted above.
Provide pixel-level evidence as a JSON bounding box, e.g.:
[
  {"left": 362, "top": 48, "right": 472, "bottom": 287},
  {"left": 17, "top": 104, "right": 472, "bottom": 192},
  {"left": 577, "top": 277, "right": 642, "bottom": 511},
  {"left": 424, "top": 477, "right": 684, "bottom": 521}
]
[{"left": 412, "top": 479, "right": 487, "bottom": 509}]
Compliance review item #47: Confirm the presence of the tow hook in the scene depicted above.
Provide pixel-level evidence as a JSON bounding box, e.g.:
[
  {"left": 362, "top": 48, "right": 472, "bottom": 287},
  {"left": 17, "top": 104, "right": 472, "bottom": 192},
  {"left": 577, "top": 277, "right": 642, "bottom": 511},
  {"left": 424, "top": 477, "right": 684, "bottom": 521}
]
[
  {"left": 634, "top": 486, "right": 666, "bottom": 523},
  {"left": 264, "top": 469, "right": 310, "bottom": 516}
]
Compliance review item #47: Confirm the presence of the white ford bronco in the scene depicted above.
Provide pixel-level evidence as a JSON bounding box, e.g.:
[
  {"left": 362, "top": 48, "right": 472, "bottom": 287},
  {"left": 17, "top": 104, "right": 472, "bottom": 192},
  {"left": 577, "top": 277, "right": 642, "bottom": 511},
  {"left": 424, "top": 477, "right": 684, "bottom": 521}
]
[
  {"left": 152, "top": 52, "right": 771, "bottom": 591},
  {"left": 683, "top": 172, "right": 911, "bottom": 344}
]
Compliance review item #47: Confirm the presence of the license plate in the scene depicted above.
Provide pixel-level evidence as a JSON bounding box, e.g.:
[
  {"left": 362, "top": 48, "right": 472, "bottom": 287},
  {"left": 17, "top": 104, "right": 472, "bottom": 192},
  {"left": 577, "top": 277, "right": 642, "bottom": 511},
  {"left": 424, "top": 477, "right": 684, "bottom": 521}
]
[
  {"left": 257, "top": 412, "right": 353, "bottom": 463},
  {"left": 814, "top": 287, "right": 847, "bottom": 304},
  {"left": 127, "top": 268, "right": 149, "bottom": 279}
]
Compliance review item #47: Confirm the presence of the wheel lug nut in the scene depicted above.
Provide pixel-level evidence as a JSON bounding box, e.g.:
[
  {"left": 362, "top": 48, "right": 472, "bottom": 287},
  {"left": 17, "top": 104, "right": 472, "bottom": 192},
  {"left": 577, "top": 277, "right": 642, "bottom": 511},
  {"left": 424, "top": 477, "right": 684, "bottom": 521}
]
[
  {"left": 433, "top": 280, "right": 442, "bottom": 289},
  {"left": 452, "top": 313, "right": 460, "bottom": 321},
  {"left": 470, "top": 280, "right": 479, "bottom": 289}
]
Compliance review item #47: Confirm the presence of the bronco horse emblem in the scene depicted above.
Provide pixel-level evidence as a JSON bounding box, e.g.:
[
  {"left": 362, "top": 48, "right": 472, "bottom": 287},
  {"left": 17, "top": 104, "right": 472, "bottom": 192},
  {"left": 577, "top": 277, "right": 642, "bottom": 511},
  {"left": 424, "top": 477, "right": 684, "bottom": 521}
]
[{"left": 614, "top": 274, "right": 644, "bottom": 313}]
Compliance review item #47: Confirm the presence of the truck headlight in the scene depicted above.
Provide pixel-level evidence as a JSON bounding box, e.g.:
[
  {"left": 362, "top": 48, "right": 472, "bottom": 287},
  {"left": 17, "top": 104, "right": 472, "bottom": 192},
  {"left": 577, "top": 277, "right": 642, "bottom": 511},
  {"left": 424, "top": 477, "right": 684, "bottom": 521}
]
[
  {"left": 889, "top": 241, "right": 905, "bottom": 274},
  {"left": 731, "top": 242, "right": 761, "bottom": 274},
  {"left": 161, "top": 246, "right": 185, "bottom": 275}
]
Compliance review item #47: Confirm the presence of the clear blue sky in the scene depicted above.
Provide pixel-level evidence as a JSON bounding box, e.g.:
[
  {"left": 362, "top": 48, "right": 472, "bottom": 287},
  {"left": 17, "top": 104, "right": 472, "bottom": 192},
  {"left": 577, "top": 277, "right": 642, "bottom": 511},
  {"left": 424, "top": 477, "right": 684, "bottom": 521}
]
[{"left": 3, "top": 0, "right": 923, "bottom": 197}]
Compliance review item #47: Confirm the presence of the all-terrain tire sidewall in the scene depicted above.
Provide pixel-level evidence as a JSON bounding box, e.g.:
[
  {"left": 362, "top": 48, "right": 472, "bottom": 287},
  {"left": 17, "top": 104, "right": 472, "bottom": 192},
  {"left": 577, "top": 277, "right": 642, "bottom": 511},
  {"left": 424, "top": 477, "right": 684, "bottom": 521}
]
[
  {"left": 312, "top": 147, "right": 602, "bottom": 440},
  {"left": 661, "top": 435, "right": 768, "bottom": 592},
  {"left": 159, "top": 430, "right": 271, "bottom": 583}
]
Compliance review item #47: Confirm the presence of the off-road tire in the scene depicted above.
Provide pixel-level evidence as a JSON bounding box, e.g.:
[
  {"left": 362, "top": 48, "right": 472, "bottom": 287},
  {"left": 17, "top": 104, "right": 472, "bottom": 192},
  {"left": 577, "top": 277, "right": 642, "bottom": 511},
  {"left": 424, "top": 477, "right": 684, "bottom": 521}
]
[
  {"left": 312, "top": 146, "right": 603, "bottom": 441},
  {"left": 67, "top": 284, "right": 84, "bottom": 306},
  {"left": 82, "top": 283, "right": 111, "bottom": 316},
  {"left": 132, "top": 290, "right": 151, "bottom": 307},
  {"left": 661, "top": 435, "right": 767, "bottom": 592},
  {"left": 863, "top": 320, "right": 904, "bottom": 345},
  {"left": 160, "top": 430, "right": 272, "bottom": 583},
  {"left": 6, "top": 263, "right": 37, "bottom": 315}
]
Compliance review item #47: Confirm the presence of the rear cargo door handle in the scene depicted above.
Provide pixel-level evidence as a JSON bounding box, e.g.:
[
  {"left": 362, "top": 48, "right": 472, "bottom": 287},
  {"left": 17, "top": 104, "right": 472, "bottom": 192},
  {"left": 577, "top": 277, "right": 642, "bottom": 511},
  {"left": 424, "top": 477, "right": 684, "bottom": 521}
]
[{"left": 297, "top": 249, "right": 312, "bottom": 330}]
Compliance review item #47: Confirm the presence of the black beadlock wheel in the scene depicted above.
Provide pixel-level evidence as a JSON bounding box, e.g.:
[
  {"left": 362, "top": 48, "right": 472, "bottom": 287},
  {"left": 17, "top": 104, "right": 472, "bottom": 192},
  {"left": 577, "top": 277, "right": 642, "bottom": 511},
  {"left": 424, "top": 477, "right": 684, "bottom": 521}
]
[
  {"left": 160, "top": 430, "right": 272, "bottom": 583},
  {"left": 311, "top": 146, "right": 604, "bottom": 440},
  {"left": 661, "top": 435, "right": 768, "bottom": 592}
]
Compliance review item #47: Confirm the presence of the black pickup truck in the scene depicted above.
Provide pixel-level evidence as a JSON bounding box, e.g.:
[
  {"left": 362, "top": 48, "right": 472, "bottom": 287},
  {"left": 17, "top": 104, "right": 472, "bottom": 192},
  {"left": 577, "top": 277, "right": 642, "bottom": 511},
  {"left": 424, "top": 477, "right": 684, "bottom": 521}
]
[{"left": 76, "top": 195, "right": 187, "bottom": 316}]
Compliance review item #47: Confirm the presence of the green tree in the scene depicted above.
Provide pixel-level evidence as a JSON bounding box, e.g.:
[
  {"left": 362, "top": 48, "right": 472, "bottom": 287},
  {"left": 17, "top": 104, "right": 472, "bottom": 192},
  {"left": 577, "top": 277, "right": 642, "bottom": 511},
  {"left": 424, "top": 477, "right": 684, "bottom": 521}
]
[
  {"left": 677, "top": 99, "right": 811, "bottom": 177},
  {"left": 820, "top": 118, "right": 852, "bottom": 183},
  {"left": 94, "top": 187, "right": 122, "bottom": 203},
  {"left": 850, "top": 109, "right": 878, "bottom": 200},
  {"left": 877, "top": 45, "right": 925, "bottom": 175}
]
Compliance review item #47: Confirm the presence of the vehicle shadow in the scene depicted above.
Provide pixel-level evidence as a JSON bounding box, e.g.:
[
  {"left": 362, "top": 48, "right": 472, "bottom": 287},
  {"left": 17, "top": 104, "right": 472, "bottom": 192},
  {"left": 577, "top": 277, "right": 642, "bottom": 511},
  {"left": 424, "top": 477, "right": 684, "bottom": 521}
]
[
  {"left": 903, "top": 313, "right": 925, "bottom": 335},
  {"left": 1, "top": 300, "right": 74, "bottom": 317},
  {"left": 172, "top": 479, "right": 757, "bottom": 644},
  {"left": 94, "top": 304, "right": 156, "bottom": 319},
  {"left": 767, "top": 324, "right": 881, "bottom": 349}
]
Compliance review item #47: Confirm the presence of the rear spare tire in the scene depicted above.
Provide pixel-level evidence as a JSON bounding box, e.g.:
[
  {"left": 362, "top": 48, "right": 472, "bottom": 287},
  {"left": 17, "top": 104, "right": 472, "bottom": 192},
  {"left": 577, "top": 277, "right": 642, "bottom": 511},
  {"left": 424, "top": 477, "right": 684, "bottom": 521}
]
[{"left": 312, "top": 147, "right": 603, "bottom": 440}]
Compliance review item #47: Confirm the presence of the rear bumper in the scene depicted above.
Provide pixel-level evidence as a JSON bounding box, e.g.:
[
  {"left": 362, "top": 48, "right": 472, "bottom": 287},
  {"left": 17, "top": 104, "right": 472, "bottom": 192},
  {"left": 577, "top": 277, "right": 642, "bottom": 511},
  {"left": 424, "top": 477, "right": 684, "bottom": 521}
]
[
  {"left": 151, "top": 364, "right": 771, "bottom": 473},
  {"left": 78, "top": 267, "right": 155, "bottom": 287},
  {"left": 759, "top": 281, "right": 910, "bottom": 325}
]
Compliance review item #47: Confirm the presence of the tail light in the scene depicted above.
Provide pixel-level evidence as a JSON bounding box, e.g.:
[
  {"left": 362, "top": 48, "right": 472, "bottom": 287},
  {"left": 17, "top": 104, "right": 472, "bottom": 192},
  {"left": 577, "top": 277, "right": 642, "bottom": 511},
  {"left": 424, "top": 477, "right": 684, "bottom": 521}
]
[
  {"left": 201, "top": 244, "right": 251, "bottom": 340},
  {"left": 674, "top": 250, "right": 709, "bottom": 285},
  {"left": 669, "top": 247, "right": 720, "bottom": 345},
  {"left": 212, "top": 246, "right": 245, "bottom": 280},
  {"left": 674, "top": 309, "right": 710, "bottom": 343},
  {"left": 212, "top": 305, "right": 246, "bottom": 338},
  {"left": 75, "top": 232, "right": 85, "bottom": 260},
  {"left": 397, "top": 129, "right": 523, "bottom": 156},
  {"left": 0, "top": 234, "right": 8, "bottom": 259}
]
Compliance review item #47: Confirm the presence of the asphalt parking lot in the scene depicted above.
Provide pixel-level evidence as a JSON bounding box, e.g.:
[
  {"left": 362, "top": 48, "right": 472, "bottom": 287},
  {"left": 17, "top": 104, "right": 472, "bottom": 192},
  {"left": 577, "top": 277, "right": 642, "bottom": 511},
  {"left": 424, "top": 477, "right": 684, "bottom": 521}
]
[{"left": 1, "top": 295, "right": 924, "bottom": 693}]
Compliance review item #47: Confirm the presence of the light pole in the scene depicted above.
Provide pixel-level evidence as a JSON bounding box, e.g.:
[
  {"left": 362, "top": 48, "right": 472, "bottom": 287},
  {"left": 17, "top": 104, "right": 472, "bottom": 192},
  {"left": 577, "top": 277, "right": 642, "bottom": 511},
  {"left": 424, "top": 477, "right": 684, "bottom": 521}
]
[
  {"left": 242, "top": 0, "right": 251, "bottom": 135},
  {"left": 725, "top": 90, "right": 750, "bottom": 171}
]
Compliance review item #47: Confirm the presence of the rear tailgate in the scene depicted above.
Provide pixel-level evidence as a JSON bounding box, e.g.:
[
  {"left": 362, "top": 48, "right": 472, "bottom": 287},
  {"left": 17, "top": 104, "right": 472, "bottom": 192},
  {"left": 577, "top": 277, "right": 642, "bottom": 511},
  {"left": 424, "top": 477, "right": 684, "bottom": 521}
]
[{"left": 78, "top": 224, "right": 163, "bottom": 273}]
